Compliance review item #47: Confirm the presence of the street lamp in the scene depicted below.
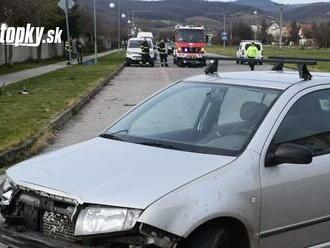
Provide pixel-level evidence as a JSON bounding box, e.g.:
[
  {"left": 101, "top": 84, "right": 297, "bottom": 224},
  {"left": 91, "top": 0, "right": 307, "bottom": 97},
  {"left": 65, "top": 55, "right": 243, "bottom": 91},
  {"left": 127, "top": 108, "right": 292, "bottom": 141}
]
[
  {"left": 110, "top": 1, "right": 124, "bottom": 49},
  {"left": 127, "top": 19, "right": 131, "bottom": 37},
  {"left": 253, "top": 10, "right": 258, "bottom": 40}
]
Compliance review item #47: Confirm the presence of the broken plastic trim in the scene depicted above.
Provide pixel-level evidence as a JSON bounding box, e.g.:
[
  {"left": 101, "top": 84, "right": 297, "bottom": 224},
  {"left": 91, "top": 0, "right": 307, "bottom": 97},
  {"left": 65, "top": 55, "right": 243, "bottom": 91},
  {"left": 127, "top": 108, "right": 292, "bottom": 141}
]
[{"left": 139, "top": 223, "right": 181, "bottom": 248}]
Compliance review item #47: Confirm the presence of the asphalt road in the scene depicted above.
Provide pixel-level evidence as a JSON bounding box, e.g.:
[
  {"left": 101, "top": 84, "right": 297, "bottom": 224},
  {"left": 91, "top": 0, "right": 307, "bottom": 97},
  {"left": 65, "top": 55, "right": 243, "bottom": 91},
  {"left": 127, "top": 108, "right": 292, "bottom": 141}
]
[{"left": 46, "top": 55, "right": 272, "bottom": 151}]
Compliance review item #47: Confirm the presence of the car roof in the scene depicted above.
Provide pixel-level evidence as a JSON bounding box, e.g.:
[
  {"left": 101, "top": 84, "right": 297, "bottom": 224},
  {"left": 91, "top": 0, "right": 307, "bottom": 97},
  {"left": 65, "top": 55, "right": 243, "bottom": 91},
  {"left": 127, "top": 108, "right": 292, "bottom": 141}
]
[
  {"left": 129, "top": 38, "right": 150, "bottom": 41},
  {"left": 240, "top": 40, "right": 262, "bottom": 44},
  {"left": 183, "top": 71, "right": 330, "bottom": 90}
]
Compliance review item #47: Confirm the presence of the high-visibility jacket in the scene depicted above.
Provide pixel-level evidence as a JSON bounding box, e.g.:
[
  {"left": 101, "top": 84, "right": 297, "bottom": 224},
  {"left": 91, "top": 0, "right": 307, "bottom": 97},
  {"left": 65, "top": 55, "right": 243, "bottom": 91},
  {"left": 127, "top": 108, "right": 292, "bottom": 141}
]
[
  {"left": 247, "top": 45, "right": 258, "bottom": 58},
  {"left": 65, "top": 42, "right": 72, "bottom": 52}
]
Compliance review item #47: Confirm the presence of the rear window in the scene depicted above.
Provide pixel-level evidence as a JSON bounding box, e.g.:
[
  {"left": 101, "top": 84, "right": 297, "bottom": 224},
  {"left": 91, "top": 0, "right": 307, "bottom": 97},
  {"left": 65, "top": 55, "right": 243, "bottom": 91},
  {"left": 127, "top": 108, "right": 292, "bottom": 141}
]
[{"left": 245, "top": 44, "right": 262, "bottom": 51}]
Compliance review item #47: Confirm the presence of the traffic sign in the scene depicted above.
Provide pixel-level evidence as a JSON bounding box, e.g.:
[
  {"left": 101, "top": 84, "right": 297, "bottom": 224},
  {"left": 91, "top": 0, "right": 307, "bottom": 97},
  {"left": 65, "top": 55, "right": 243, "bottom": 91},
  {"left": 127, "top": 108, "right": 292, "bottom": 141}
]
[
  {"left": 58, "top": 0, "right": 75, "bottom": 12},
  {"left": 222, "top": 36, "right": 228, "bottom": 41},
  {"left": 221, "top": 32, "right": 228, "bottom": 37}
]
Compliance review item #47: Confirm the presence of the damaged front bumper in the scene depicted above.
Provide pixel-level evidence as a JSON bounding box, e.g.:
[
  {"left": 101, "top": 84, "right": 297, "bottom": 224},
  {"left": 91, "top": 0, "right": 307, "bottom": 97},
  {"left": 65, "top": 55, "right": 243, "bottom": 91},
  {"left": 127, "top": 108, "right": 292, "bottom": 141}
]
[{"left": 0, "top": 182, "right": 181, "bottom": 248}]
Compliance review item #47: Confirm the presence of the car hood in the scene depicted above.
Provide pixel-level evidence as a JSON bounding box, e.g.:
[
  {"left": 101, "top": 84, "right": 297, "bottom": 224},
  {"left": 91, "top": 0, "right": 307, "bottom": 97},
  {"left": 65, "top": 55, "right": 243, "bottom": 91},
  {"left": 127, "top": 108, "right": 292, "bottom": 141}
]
[{"left": 7, "top": 137, "right": 235, "bottom": 209}]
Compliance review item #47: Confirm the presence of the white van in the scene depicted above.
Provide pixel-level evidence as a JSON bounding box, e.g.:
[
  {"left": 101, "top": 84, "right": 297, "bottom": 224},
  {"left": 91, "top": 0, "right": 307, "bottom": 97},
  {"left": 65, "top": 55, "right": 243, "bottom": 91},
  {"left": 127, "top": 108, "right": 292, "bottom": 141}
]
[
  {"left": 126, "top": 38, "right": 155, "bottom": 66},
  {"left": 137, "top": 32, "right": 157, "bottom": 60},
  {"left": 236, "top": 40, "right": 264, "bottom": 64}
]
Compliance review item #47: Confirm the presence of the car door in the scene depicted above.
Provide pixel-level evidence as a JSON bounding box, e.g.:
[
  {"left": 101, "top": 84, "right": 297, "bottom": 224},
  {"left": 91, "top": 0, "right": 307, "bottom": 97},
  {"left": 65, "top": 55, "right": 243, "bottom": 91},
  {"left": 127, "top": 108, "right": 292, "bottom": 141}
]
[{"left": 260, "top": 87, "right": 330, "bottom": 248}]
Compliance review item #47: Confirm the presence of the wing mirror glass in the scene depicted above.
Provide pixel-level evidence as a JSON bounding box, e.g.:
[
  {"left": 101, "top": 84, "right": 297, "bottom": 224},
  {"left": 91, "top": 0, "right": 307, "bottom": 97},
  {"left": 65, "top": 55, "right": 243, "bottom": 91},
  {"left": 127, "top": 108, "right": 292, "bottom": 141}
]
[{"left": 265, "top": 143, "right": 313, "bottom": 167}]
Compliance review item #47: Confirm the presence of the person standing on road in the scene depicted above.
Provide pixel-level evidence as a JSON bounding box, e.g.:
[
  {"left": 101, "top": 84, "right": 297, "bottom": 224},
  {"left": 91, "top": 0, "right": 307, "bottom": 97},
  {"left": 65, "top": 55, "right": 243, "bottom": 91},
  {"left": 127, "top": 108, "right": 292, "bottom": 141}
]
[
  {"left": 65, "top": 40, "right": 72, "bottom": 65},
  {"left": 76, "top": 40, "right": 83, "bottom": 64},
  {"left": 140, "top": 38, "right": 150, "bottom": 65},
  {"left": 246, "top": 42, "right": 259, "bottom": 71},
  {"left": 158, "top": 40, "right": 168, "bottom": 67}
]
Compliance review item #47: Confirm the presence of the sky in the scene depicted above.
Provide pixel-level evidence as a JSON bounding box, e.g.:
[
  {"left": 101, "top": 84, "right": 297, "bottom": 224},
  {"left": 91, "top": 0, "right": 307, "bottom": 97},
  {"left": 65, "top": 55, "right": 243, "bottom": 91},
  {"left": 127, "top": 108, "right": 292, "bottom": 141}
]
[{"left": 210, "top": 0, "right": 330, "bottom": 3}]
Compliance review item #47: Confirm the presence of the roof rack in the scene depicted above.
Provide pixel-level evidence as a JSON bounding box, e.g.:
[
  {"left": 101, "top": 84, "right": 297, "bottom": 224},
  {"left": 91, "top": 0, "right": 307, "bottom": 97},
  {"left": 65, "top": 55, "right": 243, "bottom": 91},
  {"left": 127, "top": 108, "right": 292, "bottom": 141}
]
[
  {"left": 204, "top": 55, "right": 319, "bottom": 81},
  {"left": 269, "top": 56, "right": 330, "bottom": 62}
]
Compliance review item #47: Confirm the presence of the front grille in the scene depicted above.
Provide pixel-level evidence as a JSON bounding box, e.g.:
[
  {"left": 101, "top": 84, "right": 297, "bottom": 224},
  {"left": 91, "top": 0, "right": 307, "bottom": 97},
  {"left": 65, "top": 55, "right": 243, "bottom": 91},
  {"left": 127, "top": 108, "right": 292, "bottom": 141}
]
[
  {"left": 182, "top": 47, "right": 201, "bottom": 53},
  {"left": 42, "top": 211, "right": 78, "bottom": 242}
]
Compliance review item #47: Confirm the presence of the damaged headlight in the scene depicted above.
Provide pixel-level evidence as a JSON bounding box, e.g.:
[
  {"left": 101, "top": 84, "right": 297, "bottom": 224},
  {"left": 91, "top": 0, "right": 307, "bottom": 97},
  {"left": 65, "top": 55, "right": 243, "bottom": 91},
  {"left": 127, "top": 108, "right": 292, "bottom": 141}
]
[
  {"left": 75, "top": 206, "right": 142, "bottom": 236},
  {"left": 0, "top": 176, "right": 14, "bottom": 207}
]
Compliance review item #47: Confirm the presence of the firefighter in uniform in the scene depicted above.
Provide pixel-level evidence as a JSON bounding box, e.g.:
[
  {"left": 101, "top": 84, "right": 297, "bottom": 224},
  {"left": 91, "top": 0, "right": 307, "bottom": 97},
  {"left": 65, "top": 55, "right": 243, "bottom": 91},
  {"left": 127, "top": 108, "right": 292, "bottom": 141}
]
[
  {"left": 140, "top": 38, "right": 150, "bottom": 65},
  {"left": 246, "top": 42, "right": 259, "bottom": 71},
  {"left": 158, "top": 40, "right": 168, "bottom": 67},
  {"left": 65, "top": 40, "right": 72, "bottom": 64},
  {"left": 76, "top": 40, "right": 83, "bottom": 64}
]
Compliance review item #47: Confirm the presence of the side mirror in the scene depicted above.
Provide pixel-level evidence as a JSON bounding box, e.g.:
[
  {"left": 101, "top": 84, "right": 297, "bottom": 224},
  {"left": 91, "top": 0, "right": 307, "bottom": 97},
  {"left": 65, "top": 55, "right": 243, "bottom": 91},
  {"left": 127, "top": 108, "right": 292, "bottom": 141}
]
[
  {"left": 205, "top": 35, "right": 209, "bottom": 43},
  {"left": 265, "top": 143, "right": 313, "bottom": 167}
]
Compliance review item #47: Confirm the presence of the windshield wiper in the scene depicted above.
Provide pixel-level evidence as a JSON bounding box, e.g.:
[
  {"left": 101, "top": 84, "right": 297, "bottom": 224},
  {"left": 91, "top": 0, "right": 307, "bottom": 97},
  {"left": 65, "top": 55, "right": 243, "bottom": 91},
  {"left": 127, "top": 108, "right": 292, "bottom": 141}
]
[
  {"left": 99, "top": 133, "right": 124, "bottom": 141},
  {"left": 137, "top": 141, "right": 184, "bottom": 151}
]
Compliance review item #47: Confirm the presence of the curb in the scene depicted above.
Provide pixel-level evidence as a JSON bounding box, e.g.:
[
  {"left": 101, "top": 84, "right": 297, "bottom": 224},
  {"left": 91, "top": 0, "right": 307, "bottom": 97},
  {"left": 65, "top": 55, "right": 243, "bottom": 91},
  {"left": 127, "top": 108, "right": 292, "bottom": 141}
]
[{"left": 0, "top": 63, "right": 125, "bottom": 167}]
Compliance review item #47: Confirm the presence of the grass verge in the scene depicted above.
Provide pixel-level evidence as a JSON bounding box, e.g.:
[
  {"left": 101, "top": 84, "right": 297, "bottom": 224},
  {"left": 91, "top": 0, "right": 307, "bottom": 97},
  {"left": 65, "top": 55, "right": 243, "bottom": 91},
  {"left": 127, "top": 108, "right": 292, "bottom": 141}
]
[
  {"left": 0, "top": 57, "right": 65, "bottom": 75},
  {"left": 0, "top": 52, "right": 125, "bottom": 159},
  {"left": 207, "top": 45, "right": 330, "bottom": 72}
]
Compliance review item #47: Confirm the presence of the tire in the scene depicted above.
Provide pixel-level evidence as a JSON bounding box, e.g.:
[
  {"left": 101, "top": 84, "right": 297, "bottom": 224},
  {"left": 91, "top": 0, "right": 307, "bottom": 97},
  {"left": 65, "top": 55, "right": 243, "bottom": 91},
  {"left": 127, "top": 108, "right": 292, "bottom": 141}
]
[
  {"left": 259, "top": 62, "right": 263, "bottom": 65},
  {"left": 184, "top": 224, "right": 230, "bottom": 248},
  {"left": 236, "top": 60, "right": 239, "bottom": 64}
]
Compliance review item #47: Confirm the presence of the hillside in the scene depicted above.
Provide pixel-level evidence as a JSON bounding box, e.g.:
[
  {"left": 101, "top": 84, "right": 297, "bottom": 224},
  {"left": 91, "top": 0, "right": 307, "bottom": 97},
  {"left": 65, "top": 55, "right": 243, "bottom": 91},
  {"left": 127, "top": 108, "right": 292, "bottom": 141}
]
[
  {"left": 78, "top": 0, "right": 330, "bottom": 35},
  {"left": 284, "top": 2, "right": 330, "bottom": 23},
  {"left": 234, "top": 0, "right": 276, "bottom": 13},
  {"left": 233, "top": 0, "right": 306, "bottom": 13}
]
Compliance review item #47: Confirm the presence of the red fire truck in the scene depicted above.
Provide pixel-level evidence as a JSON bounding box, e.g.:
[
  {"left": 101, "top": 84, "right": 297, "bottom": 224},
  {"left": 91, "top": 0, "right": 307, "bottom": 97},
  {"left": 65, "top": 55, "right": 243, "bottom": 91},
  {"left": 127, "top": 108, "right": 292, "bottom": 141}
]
[{"left": 173, "top": 25, "right": 206, "bottom": 67}]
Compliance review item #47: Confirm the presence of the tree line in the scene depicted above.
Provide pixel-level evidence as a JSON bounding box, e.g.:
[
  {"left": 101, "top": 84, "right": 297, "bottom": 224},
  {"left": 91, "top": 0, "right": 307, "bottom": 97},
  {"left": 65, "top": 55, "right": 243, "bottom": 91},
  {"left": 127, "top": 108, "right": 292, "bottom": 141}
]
[{"left": 0, "top": 0, "right": 117, "bottom": 63}]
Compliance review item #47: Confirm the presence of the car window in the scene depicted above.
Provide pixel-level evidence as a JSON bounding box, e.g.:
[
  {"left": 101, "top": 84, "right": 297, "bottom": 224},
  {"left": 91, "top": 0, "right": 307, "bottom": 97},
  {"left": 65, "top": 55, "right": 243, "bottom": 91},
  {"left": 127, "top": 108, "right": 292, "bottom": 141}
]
[
  {"left": 273, "top": 89, "right": 330, "bottom": 156},
  {"left": 245, "top": 44, "right": 261, "bottom": 51},
  {"left": 105, "top": 82, "right": 280, "bottom": 156},
  {"left": 129, "top": 86, "right": 209, "bottom": 135}
]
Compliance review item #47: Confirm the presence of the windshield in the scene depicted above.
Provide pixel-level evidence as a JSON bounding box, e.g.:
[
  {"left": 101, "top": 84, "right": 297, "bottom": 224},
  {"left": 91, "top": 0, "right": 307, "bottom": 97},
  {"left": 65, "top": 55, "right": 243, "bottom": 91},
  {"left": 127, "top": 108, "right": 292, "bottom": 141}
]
[
  {"left": 103, "top": 82, "right": 280, "bottom": 156},
  {"left": 177, "top": 29, "right": 204, "bottom": 43},
  {"left": 128, "top": 40, "right": 151, "bottom": 48}
]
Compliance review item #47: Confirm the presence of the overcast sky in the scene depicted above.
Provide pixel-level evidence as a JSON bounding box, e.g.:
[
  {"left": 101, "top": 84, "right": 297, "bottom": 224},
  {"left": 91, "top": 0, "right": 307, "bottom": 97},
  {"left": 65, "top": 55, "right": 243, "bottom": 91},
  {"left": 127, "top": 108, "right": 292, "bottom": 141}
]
[{"left": 210, "top": 0, "right": 330, "bottom": 3}]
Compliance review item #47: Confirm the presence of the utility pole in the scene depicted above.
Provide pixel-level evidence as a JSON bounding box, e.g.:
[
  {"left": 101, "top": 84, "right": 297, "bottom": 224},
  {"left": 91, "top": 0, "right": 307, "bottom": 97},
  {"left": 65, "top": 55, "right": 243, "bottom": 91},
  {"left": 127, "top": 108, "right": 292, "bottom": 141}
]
[
  {"left": 223, "top": 13, "right": 226, "bottom": 55},
  {"left": 117, "top": 0, "right": 121, "bottom": 49},
  {"left": 65, "top": 0, "right": 72, "bottom": 65},
  {"left": 279, "top": 5, "right": 283, "bottom": 49},
  {"left": 230, "top": 15, "right": 233, "bottom": 45},
  {"left": 93, "top": 0, "right": 97, "bottom": 64},
  {"left": 253, "top": 10, "right": 258, "bottom": 40}
]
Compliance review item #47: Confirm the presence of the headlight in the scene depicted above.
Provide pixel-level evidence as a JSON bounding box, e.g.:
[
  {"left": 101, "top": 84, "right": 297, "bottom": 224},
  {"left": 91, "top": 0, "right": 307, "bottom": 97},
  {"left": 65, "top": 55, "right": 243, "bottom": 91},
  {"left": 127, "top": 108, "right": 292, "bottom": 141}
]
[{"left": 75, "top": 207, "right": 142, "bottom": 236}]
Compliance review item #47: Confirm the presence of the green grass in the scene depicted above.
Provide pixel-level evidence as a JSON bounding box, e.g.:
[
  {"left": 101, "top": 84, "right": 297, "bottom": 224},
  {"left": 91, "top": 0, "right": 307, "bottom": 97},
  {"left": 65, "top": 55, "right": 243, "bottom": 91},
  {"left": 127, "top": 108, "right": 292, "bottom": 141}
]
[
  {"left": 0, "top": 57, "right": 65, "bottom": 75},
  {"left": 0, "top": 52, "right": 125, "bottom": 153},
  {"left": 207, "top": 45, "right": 330, "bottom": 72}
]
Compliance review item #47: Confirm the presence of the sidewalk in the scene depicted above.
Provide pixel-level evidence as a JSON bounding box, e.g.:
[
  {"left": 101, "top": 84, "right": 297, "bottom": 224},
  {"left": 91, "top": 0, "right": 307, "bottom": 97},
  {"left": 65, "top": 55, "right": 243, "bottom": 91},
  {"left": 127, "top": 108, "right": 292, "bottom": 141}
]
[{"left": 0, "top": 49, "right": 121, "bottom": 86}]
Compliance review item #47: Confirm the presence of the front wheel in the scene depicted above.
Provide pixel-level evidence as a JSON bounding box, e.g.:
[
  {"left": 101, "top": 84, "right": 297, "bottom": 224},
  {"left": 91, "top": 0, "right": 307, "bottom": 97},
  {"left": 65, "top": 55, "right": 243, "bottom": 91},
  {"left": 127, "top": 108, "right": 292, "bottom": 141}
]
[{"left": 183, "top": 225, "right": 230, "bottom": 248}]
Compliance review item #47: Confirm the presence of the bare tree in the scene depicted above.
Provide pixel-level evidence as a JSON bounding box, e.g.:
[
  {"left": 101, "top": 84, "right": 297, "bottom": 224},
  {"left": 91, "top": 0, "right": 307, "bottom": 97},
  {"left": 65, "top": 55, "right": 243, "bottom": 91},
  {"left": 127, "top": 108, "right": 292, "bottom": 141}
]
[{"left": 288, "top": 20, "right": 300, "bottom": 44}]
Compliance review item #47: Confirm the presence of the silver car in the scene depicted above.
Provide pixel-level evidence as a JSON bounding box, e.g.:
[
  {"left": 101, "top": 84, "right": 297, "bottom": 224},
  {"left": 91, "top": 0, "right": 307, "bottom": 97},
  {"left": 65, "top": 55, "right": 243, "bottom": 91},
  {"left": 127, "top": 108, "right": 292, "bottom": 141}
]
[{"left": 1, "top": 71, "right": 330, "bottom": 248}]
